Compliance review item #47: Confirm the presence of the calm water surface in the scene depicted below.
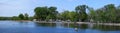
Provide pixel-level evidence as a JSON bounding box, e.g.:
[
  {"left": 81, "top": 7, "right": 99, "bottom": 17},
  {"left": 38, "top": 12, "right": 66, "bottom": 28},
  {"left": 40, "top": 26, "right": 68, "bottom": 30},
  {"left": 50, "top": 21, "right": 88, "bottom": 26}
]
[{"left": 0, "top": 21, "right": 120, "bottom": 33}]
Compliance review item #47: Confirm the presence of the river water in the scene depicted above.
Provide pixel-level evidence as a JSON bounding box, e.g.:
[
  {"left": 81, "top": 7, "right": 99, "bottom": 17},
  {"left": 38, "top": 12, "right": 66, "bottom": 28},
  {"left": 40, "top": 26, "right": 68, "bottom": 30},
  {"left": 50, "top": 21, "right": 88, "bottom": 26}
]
[{"left": 0, "top": 21, "right": 120, "bottom": 33}]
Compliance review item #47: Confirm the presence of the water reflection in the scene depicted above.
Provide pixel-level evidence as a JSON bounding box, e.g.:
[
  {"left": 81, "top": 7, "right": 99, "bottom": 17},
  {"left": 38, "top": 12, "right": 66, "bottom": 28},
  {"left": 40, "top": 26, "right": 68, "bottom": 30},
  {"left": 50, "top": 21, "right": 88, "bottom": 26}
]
[
  {"left": 34, "top": 22, "right": 120, "bottom": 31},
  {"left": 35, "top": 23, "right": 56, "bottom": 27},
  {"left": 0, "top": 21, "right": 120, "bottom": 33},
  {"left": 92, "top": 24, "right": 120, "bottom": 31}
]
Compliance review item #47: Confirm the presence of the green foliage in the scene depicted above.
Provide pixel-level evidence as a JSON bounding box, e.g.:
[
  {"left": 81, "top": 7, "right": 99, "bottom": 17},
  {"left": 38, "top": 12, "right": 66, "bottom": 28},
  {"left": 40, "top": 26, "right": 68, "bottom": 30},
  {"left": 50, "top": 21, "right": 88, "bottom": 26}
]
[
  {"left": 61, "top": 11, "right": 70, "bottom": 20},
  {"left": 18, "top": 13, "right": 29, "bottom": 20},
  {"left": 19, "top": 14, "right": 24, "bottom": 20},
  {"left": 34, "top": 6, "right": 58, "bottom": 21},
  {"left": 60, "top": 11, "right": 79, "bottom": 22},
  {"left": 89, "top": 8, "right": 95, "bottom": 18},
  {"left": 69, "top": 11, "right": 79, "bottom": 22},
  {"left": 88, "top": 4, "right": 120, "bottom": 23},
  {"left": 12, "top": 16, "right": 20, "bottom": 20},
  {"left": 75, "top": 5, "right": 88, "bottom": 22},
  {"left": 0, "top": 17, "right": 12, "bottom": 20},
  {"left": 24, "top": 13, "right": 29, "bottom": 20},
  {"left": 34, "top": 6, "right": 49, "bottom": 20},
  {"left": 33, "top": 4, "right": 120, "bottom": 23},
  {"left": 47, "top": 7, "right": 58, "bottom": 20}
]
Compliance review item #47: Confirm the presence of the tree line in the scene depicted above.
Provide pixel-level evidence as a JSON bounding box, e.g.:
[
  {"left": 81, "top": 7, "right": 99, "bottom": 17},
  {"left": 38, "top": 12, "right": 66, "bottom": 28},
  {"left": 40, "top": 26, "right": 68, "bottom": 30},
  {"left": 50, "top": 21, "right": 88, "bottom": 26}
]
[
  {"left": 0, "top": 4, "right": 120, "bottom": 23},
  {"left": 34, "top": 4, "right": 120, "bottom": 23}
]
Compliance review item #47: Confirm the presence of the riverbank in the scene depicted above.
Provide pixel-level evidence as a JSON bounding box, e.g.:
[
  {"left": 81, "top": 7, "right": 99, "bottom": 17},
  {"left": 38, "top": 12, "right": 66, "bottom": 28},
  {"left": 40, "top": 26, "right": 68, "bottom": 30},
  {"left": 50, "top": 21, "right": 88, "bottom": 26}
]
[
  {"left": 76, "top": 22, "right": 120, "bottom": 26},
  {"left": 34, "top": 21, "right": 74, "bottom": 23},
  {"left": 1, "top": 20, "right": 120, "bottom": 26},
  {"left": 34, "top": 21, "right": 120, "bottom": 26}
]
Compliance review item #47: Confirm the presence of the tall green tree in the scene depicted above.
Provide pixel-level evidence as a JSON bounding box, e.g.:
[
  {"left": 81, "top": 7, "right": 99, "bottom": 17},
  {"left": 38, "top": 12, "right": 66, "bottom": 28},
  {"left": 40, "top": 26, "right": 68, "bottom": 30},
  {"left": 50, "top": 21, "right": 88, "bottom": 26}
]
[
  {"left": 61, "top": 10, "right": 70, "bottom": 21},
  {"left": 34, "top": 6, "right": 49, "bottom": 21},
  {"left": 24, "top": 13, "right": 29, "bottom": 20},
  {"left": 116, "top": 5, "right": 120, "bottom": 22},
  {"left": 89, "top": 4, "right": 117, "bottom": 22},
  {"left": 46, "top": 7, "right": 58, "bottom": 21},
  {"left": 34, "top": 6, "right": 58, "bottom": 21},
  {"left": 69, "top": 11, "right": 79, "bottom": 22},
  {"left": 88, "top": 8, "right": 96, "bottom": 22},
  {"left": 104, "top": 4, "right": 116, "bottom": 22},
  {"left": 75, "top": 5, "right": 88, "bottom": 22},
  {"left": 19, "top": 14, "right": 24, "bottom": 20}
]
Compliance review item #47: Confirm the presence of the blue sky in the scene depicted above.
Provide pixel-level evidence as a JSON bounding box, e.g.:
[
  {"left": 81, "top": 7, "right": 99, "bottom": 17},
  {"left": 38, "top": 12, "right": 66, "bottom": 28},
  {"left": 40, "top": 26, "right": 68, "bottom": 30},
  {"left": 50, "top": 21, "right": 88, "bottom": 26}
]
[{"left": 0, "top": 0, "right": 120, "bottom": 17}]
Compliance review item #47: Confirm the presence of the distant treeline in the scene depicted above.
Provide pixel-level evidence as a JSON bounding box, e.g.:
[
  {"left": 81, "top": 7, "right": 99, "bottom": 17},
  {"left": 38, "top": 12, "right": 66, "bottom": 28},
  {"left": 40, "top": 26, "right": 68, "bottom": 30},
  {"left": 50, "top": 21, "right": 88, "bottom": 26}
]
[
  {"left": 0, "top": 16, "right": 33, "bottom": 21},
  {"left": 0, "top": 13, "right": 33, "bottom": 21},
  {"left": 0, "top": 17, "right": 12, "bottom": 20}
]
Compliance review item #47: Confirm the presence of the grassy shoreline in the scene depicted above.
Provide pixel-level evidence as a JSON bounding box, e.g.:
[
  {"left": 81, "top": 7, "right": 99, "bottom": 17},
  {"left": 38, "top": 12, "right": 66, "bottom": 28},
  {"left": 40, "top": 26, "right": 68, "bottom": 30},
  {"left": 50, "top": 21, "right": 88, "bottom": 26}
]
[
  {"left": 34, "top": 21, "right": 120, "bottom": 26},
  {"left": 0, "top": 20, "right": 120, "bottom": 26}
]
